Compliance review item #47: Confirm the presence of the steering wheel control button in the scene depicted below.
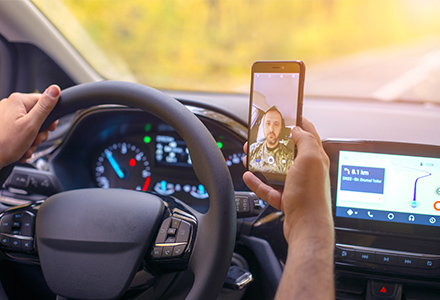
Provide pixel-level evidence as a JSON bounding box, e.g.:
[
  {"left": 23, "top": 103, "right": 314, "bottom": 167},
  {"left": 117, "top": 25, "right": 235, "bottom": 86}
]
[
  {"left": 22, "top": 240, "right": 33, "bottom": 252},
  {"left": 162, "top": 246, "right": 174, "bottom": 258},
  {"left": 10, "top": 238, "right": 21, "bottom": 250},
  {"left": 13, "top": 213, "right": 22, "bottom": 221},
  {"left": 152, "top": 247, "right": 163, "bottom": 259},
  {"left": 176, "top": 221, "right": 191, "bottom": 243},
  {"left": 0, "top": 214, "right": 13, "bottom": 233},
  {"left": 167, "top": 228, "right": 177, "bottom": 236},
  {"left": 165, "top": 236, "right": 176, "bottom": 243},
  {"left": 155, "top": 218, "right": 171, "bottom": 243},
  {"left": 173, "top": 245, "right": 186, "bottom": 257},
  {"left": 21, "top": 213, "right": 34, "bottom": 236},
  {"left": 171, "top": 218, "right": 181, "bottom": 229},
  {"left": 0, "top": 235, "right": 10, "bottom": 247}
]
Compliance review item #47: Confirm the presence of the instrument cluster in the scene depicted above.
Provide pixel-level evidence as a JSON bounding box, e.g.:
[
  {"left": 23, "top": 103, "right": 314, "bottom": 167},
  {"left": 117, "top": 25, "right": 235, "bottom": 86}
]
[{"left": 51, "top": 107, "right": 247, "bottom": 211}]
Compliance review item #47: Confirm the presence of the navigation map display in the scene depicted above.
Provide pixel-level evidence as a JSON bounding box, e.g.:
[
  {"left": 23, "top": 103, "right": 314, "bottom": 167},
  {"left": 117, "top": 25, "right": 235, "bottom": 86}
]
[{"left": 336, "top": 150, "right": 440, "bottom": 228}]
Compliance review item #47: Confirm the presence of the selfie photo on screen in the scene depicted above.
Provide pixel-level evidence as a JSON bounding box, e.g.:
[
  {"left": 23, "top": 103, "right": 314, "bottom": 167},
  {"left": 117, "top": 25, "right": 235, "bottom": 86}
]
[{"left": 248, "top": 72, "right": 299, "bottom": 176}]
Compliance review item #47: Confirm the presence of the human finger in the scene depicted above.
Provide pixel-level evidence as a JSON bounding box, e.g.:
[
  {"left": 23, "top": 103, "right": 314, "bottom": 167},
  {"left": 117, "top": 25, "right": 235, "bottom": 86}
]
[
  {"left": 242, "top": 142, "right": 248, "bottom": 167},
  {"left": 299, "top": 117, "right": 322, "bottom": 146},
  {"left": 20, "top": 93, "right": 43, "bottom": 112},
  {"left": 20, "top": 146, "right": 37, "bottom": 162},
  {"left": 243, "top": 171, "right": 282, "bottom": 210},
  {"left": 243, "top": 142, "right": 248, "bottom": 154},
  {"left": 298, "top": 118, "right": 329, "bottom": 163},
  {"left": 25, "top": 85, "right": 60, "bottom": 128},
  {"left": 31, "top": 130, "right": 50, "bottom": 147},
  {"left": 5, "top": 92, "right": 41, "bottom": 113},
  {"left": 47, "top": 120, "right": 59, "bottom": 132},
  {"left": 291, "top": 125, "right": 321, "bottom": 154}
]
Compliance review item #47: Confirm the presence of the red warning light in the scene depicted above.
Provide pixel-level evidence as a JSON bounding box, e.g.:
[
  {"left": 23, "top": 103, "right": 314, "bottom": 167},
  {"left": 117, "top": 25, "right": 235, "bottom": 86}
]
[
  {"left": 380, "top": 287, "right": 387, "bottom": 293},
  {"left": 129, "top": 158, "right": 136, "bottom": 167}
]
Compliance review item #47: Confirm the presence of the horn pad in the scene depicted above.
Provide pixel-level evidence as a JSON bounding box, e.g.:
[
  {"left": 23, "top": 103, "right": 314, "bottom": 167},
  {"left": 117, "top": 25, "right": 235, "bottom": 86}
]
[{"left": 36, "top": 188, "right": 164, "bottom": 300}]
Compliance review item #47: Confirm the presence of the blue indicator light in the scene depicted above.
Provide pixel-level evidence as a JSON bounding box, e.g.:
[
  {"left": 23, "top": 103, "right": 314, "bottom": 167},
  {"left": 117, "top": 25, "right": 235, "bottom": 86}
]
[{"left": 161, "top": 180, "right": 167, "bottom": 191}]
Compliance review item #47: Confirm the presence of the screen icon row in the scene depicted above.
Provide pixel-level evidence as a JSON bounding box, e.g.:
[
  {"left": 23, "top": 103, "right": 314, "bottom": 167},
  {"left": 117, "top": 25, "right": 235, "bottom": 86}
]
[{"left": 343, "top": 208, "right": 437, "bottom": 225}]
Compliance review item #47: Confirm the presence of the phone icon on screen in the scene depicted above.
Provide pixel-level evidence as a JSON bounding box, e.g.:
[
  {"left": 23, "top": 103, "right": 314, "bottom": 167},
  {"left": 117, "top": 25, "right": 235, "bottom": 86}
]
[{"left": 367, "top": 211, "right": 374, "bottom": 218}]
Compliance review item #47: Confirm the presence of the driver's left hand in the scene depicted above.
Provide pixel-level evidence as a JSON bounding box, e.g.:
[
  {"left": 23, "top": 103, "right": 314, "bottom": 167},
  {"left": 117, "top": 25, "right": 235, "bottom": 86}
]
[{"left": 0, "top": 85, "right": 60, "bottom": 170}]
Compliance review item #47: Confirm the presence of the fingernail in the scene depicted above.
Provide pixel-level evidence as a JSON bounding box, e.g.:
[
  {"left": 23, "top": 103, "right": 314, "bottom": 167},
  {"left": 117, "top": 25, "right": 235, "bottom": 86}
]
[{"left": 45, "top": 85, "right": 60, "bottom": 98}]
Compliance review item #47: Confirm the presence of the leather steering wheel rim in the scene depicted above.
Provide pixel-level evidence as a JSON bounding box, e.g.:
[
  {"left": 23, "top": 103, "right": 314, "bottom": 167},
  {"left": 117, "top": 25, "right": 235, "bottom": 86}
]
[{"left": 41, "top": 80, "right": 236, "bottom": 299}]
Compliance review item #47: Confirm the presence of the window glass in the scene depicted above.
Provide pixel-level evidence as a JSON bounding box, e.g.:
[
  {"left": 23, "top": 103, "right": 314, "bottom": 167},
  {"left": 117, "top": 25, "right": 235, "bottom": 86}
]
[{"left": 33, "top": 0, "right": 440, "bottom": 102}]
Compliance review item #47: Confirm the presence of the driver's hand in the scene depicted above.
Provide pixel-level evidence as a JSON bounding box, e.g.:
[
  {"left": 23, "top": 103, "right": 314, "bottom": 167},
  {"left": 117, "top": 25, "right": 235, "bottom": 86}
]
[
  {"left": 242, "top": 117, "right": 333, "bottom": 243},
  {"left": 0, "top": 85, "right": 60, "bottom": 170}
]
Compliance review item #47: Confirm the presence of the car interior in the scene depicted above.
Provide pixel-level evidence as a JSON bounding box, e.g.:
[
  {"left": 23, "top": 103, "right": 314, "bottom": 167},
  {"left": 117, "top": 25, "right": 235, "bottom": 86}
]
[{"left": 0, "top": 1, "right": 440, "bottom": 299}]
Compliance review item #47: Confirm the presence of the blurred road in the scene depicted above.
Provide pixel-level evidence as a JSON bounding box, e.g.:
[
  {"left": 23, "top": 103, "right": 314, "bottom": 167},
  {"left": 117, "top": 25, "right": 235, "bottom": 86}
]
[{"left": 306, "top": 35, "right": 440, "bottom": 103}]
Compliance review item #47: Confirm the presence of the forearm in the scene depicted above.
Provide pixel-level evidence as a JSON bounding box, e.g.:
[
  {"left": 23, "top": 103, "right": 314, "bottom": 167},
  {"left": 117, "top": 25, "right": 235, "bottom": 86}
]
[{"left": 276, "top": 217, "right": 335, "bottom": 300}]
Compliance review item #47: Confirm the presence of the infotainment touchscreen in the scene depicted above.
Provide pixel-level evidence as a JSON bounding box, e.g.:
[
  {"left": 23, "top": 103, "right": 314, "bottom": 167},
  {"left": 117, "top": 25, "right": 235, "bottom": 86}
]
[{"left": 335, "top": 150, "right": 440, "bottom": 228}]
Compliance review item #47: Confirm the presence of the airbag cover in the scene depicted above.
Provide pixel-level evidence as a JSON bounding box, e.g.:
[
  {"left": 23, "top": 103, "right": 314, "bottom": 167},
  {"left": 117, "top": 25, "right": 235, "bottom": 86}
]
[{"left": 36, "top": 188, "right": 164, "bottom": 299}]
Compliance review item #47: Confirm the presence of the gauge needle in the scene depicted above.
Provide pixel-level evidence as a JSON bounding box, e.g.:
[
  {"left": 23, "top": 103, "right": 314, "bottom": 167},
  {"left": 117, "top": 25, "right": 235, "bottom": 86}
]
[{"left": 104, "top": 149, "right": 125, "bottom": 179}]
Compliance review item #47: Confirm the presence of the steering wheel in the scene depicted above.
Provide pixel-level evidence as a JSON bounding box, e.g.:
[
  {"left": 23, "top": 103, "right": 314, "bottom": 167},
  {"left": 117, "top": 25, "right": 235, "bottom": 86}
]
[{"left": 5, "top": 81, "right": 236, "bottom": 299}]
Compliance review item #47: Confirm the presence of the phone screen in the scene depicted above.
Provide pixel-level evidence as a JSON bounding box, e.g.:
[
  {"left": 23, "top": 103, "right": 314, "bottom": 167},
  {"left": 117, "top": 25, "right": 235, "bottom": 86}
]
[{"left": 247, "top": 61, "right": 305, "bottom": 186}]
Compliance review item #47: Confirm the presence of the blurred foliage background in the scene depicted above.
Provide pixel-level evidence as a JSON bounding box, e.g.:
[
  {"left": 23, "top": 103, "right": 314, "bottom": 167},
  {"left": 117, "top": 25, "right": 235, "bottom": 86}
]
[{"left": 33, "top": 0, "right": 440, "bottom": 93}]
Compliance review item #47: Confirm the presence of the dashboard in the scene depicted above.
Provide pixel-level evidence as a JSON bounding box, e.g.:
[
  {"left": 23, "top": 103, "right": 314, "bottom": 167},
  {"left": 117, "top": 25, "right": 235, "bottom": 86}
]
[
  {"left": 3, "top": 103, "right": 440, "bottom": 299},
  {"left": 49, "top": 106, "right": 248, "bottom": 212}
]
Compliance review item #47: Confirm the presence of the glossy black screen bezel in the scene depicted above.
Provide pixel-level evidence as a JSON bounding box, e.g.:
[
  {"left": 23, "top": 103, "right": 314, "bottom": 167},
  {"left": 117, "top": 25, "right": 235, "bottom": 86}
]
[{"left": 324, "top": 140, "right": 440, "bottom": 240}]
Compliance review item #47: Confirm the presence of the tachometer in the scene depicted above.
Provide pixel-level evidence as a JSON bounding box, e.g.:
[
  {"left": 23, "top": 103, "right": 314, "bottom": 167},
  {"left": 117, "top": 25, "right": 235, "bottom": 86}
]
[{"left": 95, "top": 142, "right": 151, "bottom": 191}]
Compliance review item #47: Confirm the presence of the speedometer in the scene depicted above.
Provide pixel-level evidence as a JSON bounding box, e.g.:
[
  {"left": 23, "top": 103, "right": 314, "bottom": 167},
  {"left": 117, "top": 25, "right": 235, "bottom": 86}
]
[{"left": 95, "top": 142, "right": 151, "bottom": 191}]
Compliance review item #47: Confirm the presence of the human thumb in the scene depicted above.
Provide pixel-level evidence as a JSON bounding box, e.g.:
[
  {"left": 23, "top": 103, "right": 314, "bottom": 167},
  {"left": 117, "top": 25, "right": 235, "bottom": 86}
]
[{"left": 27, "top": 85, "right": 60, "bottom": 127}]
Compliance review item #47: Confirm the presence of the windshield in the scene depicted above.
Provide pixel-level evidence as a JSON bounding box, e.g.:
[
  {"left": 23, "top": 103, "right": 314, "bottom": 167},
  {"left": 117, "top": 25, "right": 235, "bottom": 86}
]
[{"left": 33, "top": 0, "right": 440, "bottom": 103}]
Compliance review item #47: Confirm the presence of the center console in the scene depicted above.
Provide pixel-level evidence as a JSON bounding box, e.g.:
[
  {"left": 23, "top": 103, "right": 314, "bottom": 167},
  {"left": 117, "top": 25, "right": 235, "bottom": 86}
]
[{"left": 324, "top": 140, "right": 440, "bottom": 299}]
